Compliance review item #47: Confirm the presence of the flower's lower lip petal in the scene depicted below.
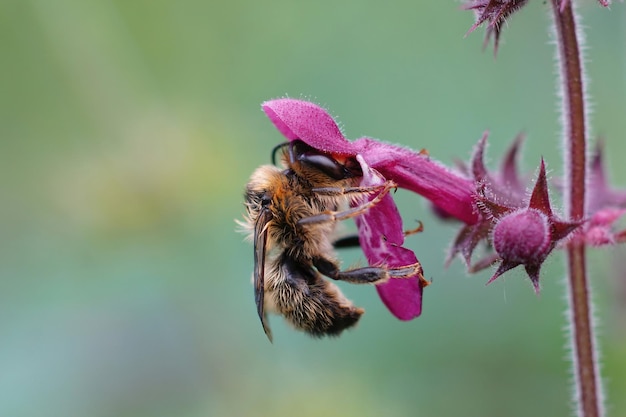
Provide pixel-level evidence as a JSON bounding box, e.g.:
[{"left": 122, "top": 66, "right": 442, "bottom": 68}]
[
  {"left": 261, "top": 99, "right": 355, "bottom": 154},
  {"left": 372, "top": 245, "right": 424, "bottom": 320},
  {"left": 354, "top": 155, "right": 424, "bottom": 319},
  {"left": 355, "top": 199, "right": 424, "bottom": 320},
  {"left": 360, "top": 232, "right": 424, "bottom": 319},
  {"left": 377, "top": 275, "right": 423, "bottom": 320}
]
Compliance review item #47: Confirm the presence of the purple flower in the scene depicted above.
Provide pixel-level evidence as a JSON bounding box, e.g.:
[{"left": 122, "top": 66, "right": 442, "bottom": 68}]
[
  {"left": 462, "top": 0, "right": 610, "bottom": 55},
  {"left": 462, "top": 0, "right": 530, "bottom": 54},
  {"left": 261, "top": 99, "right": 476, "bottom": 319},
  {"left": 587, "top": 141, "right": 626, "bottom": 213},
  {"left": 481, "top": 160, "right": 582, "bottom": 292},
  {"left": 571, "top": 142, "right": 626, "bottom": 246},
  {"left": 262, "top": 99, "right": 478, "bottom": 224},
  {"left": 446, "top": 132, "right": 528, "bottom": 268},
  {"left": 260, "top": 99, "right": 590, "bottom": 312},
  {"left": 450, "top": 133, "right": 582, "bottom": 290},
  {"left": 353, "top": 155, "right": 426, "bottom": 320}
]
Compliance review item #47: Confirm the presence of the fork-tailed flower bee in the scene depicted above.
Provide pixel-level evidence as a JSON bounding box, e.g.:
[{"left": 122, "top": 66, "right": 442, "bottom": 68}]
[{"left": 240, "top": 140, "right": 421, "bottom": 341}]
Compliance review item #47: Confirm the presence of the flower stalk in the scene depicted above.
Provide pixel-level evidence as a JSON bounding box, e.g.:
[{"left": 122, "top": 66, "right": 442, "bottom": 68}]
[{"left": 552, "top": 1, "right": 603, "bottom": 416}]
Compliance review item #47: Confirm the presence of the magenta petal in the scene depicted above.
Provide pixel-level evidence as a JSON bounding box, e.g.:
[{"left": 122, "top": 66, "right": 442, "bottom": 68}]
[
  {"left": 354, "top": 138, "right": 478, "bottom": 225},
  {"left": 374, "top": 247, "right": 424, "bottom": 320},
  {"left": 590, "top": 207, "right": 626, "bottom": 227},
  {"left": 261, "top": 99, "right": 355, "bottom": 155},
  {"left": 353, "top": 155, "right": 423, "bottom": 320}
]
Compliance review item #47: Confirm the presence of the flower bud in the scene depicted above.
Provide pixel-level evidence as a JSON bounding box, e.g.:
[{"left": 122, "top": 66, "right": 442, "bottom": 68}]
[{"left": 492, "top": 209, "right": 551, "bottom": 264}]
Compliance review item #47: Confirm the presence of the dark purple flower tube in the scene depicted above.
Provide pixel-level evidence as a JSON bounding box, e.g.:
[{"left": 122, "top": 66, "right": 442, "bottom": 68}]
[{"left": 353, "top": 138, "right": 478, "bottom": 225}]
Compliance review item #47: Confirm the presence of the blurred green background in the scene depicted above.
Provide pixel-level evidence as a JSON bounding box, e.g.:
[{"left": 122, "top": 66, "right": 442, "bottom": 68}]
[{"left": 1, "top": 1, "right": 625, "bottom": 416}]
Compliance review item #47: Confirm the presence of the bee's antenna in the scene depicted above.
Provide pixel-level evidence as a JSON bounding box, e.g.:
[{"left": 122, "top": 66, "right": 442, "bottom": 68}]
[{"left": 271, "top": 141, "right": 291, "bottom": 166}]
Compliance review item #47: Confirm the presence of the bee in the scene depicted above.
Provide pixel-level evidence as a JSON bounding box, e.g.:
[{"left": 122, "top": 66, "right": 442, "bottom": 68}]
[{"left": 240, "top": 140, "right": 421, "bottom": 341}]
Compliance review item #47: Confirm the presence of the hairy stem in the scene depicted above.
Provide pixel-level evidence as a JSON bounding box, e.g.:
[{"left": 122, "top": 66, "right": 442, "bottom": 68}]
[{"left": 551, "top": 2, "right": 603, "bottom": 417}]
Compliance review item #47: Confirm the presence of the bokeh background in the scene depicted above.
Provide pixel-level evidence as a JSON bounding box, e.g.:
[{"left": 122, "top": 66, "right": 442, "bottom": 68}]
[{"left": 2, "top": 1, "right": 626, "bottom": 416}]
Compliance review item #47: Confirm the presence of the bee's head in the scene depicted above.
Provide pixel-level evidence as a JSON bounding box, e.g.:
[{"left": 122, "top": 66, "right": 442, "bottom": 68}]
[{"left": 276, "top": 140, "right": 362, "bottom": 186}]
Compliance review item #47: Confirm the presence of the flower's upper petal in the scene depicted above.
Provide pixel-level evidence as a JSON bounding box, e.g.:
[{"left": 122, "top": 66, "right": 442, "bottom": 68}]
[
  {"left": 261, "top": 100, "right": 478, "bottom": 226},
  {"left": 354, "top": 155, "right": 424, "bottom": 320},
  {"left": 261, "top": 99, "right": 355, "bottom": 155},
  {"left": 354, "top": 138, "right": 478, "bottom": 225}
]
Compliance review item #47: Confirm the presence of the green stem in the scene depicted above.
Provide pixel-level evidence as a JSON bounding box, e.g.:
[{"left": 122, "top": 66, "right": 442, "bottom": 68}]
[{"left": 551, "top": 2, "right": 602, "bottom": 417}]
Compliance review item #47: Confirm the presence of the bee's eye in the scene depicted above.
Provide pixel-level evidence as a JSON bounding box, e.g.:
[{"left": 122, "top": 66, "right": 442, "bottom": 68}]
[
  {"left": 290, "top": 139, "right": 360, "bottom": 180},
  {"left": 261, "top": 193, "right": 272, "bottom": 207},
  {"left": 298, "top": 153, "right": 348, "bottom": 180}
]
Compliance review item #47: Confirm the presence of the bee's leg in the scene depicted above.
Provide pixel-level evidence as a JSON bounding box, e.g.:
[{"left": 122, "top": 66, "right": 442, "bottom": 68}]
[
  {"left": 311, "top": 181, "right": 395, "bottom": 196},
  {"left": 332, "top": 235, "right": 360, "bottom": 249},
  {"left": 333, "top": 222, "right": 423, "bottom": 249},
  {"left": 299, "top": 181, "right": 396, "bottom": 226},
  {"left": 313, "top": 257, "right": 422, "bottom": 284}
]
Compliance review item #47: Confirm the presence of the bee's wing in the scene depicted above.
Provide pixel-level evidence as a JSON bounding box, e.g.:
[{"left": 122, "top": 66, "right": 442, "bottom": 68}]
[{"left": 254, "top": 209, "right": 273, "bottom": 342}]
